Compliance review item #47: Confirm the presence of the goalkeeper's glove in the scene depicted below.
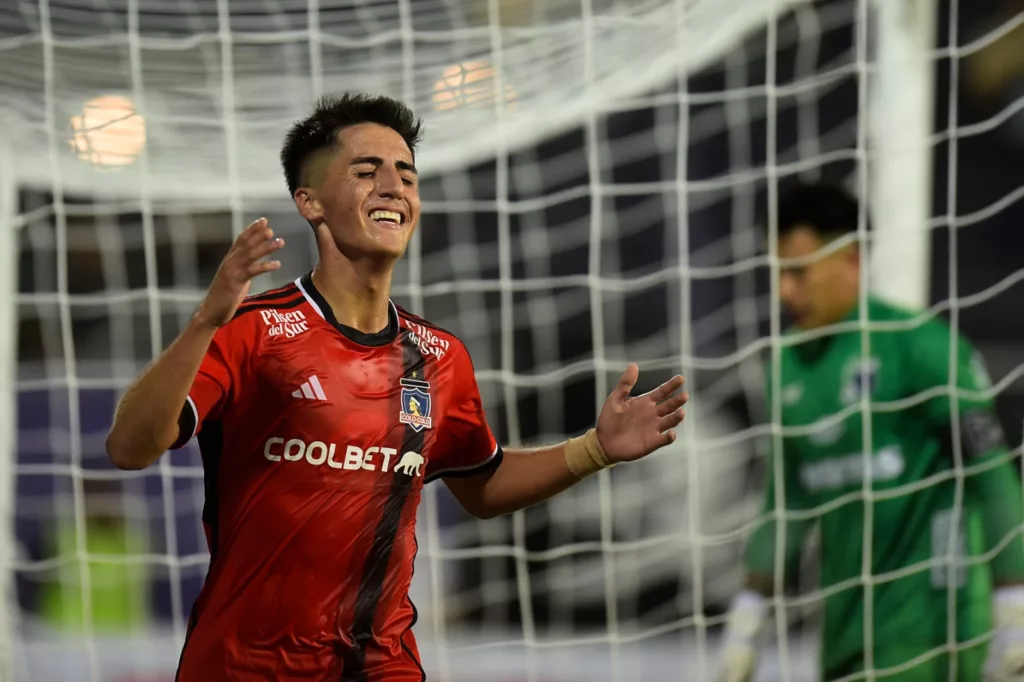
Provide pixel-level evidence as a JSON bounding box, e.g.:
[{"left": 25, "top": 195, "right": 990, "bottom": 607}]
[
  {"left": 987, "top": 586, "right": 1024, "bottom": 681},
  {"left": 717, "top": 590, "right": 767, "bottom": 682}
]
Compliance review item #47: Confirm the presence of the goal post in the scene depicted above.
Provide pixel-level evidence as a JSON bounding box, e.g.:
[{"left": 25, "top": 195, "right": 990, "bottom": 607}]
[
  {"left": 869, "top": 0, "right": 937, "bottom": 310},
  {"left": 0, "top": 125, "right": 18, "bottom": 682}
]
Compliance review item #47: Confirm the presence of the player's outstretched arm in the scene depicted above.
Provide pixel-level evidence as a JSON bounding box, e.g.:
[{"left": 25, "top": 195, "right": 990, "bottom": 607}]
[
  {"left": 445, "top": 364, "right": 686, "bottom": 519},
  {"left": 106, "top": 218, "right": 284, "bottom": 470}
]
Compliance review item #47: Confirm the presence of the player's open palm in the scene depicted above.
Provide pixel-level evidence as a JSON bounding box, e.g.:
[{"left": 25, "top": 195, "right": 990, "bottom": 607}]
[
  {"left": 196, "top": 217, "right": 285, "bottom": 327},
  {"left": 594, "top": 363, "right": 687, "bottom": 463}
]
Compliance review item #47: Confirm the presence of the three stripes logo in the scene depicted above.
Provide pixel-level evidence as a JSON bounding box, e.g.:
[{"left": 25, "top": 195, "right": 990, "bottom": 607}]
[{"left": 292, "top": 375, "right": 327, "bottom": 401}]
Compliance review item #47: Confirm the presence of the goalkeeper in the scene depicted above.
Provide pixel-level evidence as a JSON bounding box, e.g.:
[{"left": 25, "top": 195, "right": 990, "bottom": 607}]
[{"left": 718, "top": 183, "right": 1024, "bottom": 682}]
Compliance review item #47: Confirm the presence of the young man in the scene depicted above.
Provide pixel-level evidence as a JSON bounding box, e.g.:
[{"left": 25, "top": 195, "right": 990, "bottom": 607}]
[
  {"left": 105, "top": 93, "right": 687, "bottom": 681},
  {"left": 717, "top": 183, "right": 1024, "bottom": 681}
]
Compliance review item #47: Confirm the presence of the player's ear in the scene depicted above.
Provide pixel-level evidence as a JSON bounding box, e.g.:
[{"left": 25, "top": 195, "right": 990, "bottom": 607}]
[{"left": 294, "top": 187, "right": 325, "bottom": 224}]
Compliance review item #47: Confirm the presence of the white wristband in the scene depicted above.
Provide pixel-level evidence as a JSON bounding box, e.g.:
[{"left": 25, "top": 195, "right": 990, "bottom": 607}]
[
  {"left": 725, "top": 589, "right": 767, "bottom": 641},
  {"left": 995, "top": 586, "right": 1024, "bottom": 628},
  {"left": 995, "top": 586, "right": 1024, "bottom": 604}
]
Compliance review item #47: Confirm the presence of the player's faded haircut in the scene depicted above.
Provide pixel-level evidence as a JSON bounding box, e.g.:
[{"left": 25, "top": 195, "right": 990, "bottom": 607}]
[
  {"left": 280, "top": 93, "right": 424, "bottom": 197},
  {"left": 776, "top": 181, "right": 866, "bottom": 240}
]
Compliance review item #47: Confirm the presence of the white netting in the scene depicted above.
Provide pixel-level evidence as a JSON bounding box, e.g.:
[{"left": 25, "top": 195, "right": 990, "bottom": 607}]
[
  {"left": 6, "top": 0, "right": 813, "bottom": 202},
  {"left": 5, "top": 0, "right": 1024, "bottom": 680}
]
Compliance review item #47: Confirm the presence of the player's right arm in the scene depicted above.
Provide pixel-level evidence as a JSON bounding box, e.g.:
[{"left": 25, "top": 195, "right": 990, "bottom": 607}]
[
  {"left": 105, "top": 218, "right": 283, "bottom": 470},
  {"left": 717, "top": 371, "right": 814, "bottom": 682}
]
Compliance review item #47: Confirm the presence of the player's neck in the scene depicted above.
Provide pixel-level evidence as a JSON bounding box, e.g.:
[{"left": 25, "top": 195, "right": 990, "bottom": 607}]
[{"left": 311, "top": 253, "right": 394, "bottom": 336}]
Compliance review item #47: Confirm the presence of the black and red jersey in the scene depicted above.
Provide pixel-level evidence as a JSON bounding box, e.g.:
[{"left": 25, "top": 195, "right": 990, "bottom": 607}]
[{"left": 173, "top": 272, "right": 500, "bottom": 681}]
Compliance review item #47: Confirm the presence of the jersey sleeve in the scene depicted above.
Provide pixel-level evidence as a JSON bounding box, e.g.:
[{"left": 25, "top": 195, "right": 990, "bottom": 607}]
[
  {"left": 910, "top": 320, "right": 1006, "bottom": 458},
  {"left": 424, "top": 343, "right": 502, "bottom": 483},
  {"left": 909, "top": 320, "right": 1024, "bottom": 583},
  {"left": 744, "top": 362, "right": 814, "bottom": 583},
  {"left": 170, "top": 323, "right": 248, "bottom": 449}
]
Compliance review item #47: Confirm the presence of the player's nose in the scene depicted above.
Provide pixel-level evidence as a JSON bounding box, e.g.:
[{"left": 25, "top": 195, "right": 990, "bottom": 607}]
[{"left": 375, "top": 165, "right": 404, "bottom": 198}]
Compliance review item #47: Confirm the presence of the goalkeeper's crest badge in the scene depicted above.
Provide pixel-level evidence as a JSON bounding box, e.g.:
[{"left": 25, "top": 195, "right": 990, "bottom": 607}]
[
  {"left": 841, "top": 357, "right": 879, "bottom": 404},
  {"left": 399, "top": 378, "right": 433, "bottom": 432}
]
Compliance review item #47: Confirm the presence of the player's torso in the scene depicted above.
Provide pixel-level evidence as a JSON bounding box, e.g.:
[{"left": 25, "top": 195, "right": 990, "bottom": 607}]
[
  {"left": 776, "top": 306, "right": 990, "bottom": 662},
  {"left": 778, "top": 322, "right": 937, "bottom": 507},
  {"left": 198, "top": 287, "right": 460, "bottom": 650},
  {"left": 778, "top": 323, "right": 952, "bottom": 557},
  {"left": 247, "top": 317, "right": 447, "bottom": 497}
]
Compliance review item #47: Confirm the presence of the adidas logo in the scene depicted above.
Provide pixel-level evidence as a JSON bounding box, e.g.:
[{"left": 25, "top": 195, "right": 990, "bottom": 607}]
[{"left": 292, "top": 375, "right": 327, "bottom": 401}]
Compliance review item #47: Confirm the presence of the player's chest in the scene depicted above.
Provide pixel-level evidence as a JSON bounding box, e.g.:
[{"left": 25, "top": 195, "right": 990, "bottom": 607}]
[
  {"left": 781, "top": 340, "right": 920, "bottom": 495},
  {"left": 779, "top": 337, "right": 906, "bottom": 446},
  {"left": 247, "top": 335, "right": 452, "bottom": 471}
]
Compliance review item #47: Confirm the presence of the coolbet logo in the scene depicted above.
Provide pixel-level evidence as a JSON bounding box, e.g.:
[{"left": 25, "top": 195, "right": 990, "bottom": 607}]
[
  {"left": 263, "top": 437, "right": 423, "bottom": 477},
  {"left": 261, "top": 309, "right": 309, "bottom": 338},
  {"left": 399, "top": 377, "right": 432, "bottom": 431},
  {"left": 404, "top": 321, "right": 450, "bottom": 360},
  {"left": 394, "top": 451, "right": 424, "bottom": 476}
]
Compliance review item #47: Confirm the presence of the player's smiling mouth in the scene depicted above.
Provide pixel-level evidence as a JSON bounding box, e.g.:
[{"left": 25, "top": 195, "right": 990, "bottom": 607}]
[{"left": 368, "top": 208, "right": 406, "bottom": 228}]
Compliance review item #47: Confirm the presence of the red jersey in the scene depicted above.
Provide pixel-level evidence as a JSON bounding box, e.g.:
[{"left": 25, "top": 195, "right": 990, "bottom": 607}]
[{"left": 172, "top": 273, "right": 500, "bottom": 681}]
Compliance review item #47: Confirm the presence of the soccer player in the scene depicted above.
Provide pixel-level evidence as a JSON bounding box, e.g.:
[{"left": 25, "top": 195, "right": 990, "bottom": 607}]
[
  {"left": 105, "top": 93, "right": 688, "bottom": 681},
  {"left": 716, "top": 183, "right": 1024, "bottom": 681}
]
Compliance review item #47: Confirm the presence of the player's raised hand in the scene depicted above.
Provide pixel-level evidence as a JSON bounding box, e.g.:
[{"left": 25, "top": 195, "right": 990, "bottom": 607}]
[
  {"left": 194, "top": 217, "right": 284, "bottom": 328},
  {"left": 594, "top": 363, "right": 687, "bottom": 463}
]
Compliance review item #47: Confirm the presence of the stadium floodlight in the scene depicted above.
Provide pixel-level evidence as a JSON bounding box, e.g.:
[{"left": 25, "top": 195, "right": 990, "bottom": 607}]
[
  {"left": 432, "top": 61, "right": 519, "bottom": 113},
  {"left": 69, "top": 95, "right": 147, "bottom": 170}
]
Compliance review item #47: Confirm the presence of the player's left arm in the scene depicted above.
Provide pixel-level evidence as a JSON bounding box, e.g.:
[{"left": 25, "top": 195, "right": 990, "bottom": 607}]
[
  {"left": 915, "top": 323, "right": 1024, "bottom": 584},
  {"left": 441, "top": 356, "right": 686, "bottom": 520},
  {"left": 914, "top": 322, "right": 1024, "bottom": 679}
]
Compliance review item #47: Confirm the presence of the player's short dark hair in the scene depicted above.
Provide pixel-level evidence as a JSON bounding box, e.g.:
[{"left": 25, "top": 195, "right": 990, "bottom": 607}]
[
  {"left": 775, "top": 181, "right": 866, "bottom": 240},
  {"left": 280, "top": 93, "right": 424, "bottom": 197}
]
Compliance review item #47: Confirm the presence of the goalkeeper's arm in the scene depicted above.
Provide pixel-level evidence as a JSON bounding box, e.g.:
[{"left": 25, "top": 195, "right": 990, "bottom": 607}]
[
  {"left": 913, "top": 320, "right": 1024, "bottom": 680},
  {"left": 958, "top": 411, "right": 1024, "bottom": 680},
  {"left": 717, "top": 472, "right": 812, "bottom": 682}
]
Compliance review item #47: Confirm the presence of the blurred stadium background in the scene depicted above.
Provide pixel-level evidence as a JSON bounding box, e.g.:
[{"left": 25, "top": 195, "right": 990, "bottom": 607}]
[{"left": 3, "top": 0, "right": 1024, "bottom": 680}]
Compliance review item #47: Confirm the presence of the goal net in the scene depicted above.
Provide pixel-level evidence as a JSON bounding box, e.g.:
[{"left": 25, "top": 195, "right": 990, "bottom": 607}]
[{"left": 3, "top": 0, "right": 1023, "bottom": 680}]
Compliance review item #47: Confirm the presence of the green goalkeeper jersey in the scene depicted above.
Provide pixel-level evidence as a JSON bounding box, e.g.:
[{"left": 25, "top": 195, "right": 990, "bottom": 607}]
[{"left": 745, "top": 297, "right": 1024, "bottom": 680}]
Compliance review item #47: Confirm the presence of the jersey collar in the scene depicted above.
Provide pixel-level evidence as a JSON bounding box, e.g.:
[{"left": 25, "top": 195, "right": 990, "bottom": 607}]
[
  {"left": 295, "top": 272, "right": 399, "bottom": 347},
  {"left": 791, "top": 296, "right": 881, "bottom": 363}
]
